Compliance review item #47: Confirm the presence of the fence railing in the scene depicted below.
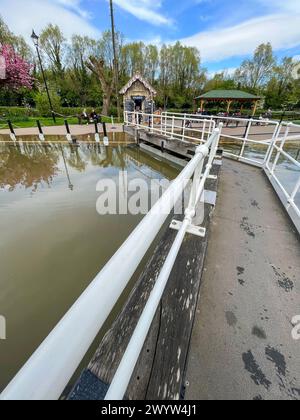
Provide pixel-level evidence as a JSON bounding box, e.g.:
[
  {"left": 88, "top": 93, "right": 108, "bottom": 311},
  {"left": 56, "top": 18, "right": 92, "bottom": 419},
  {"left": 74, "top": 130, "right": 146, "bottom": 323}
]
[
  {"left": 126, "top": 110, "right": 300, "bottom": 227},
  {"left": 124, "top": 111, "right": 216, "bottom": 143},
  {"left": 0, "top": 125, "right": 222, "bottom": 401},
  {"left": 264, "top": 123, "right": 300, "bottom": 218}
]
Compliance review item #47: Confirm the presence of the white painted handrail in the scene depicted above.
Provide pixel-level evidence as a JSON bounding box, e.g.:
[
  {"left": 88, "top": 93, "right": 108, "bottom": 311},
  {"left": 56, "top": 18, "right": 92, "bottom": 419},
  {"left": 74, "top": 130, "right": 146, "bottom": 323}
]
[
  {"left": 124, "top": 111, "right": 216, "bottom": 143},
  {"left": 105, "top": 127, "right": 221, "bottom": 400},
  {"left": 158, "top": 111, "right": 299, "bottom": 219},
  {"left": 0, "top": 126, "right": 222, "bottom": 401}
]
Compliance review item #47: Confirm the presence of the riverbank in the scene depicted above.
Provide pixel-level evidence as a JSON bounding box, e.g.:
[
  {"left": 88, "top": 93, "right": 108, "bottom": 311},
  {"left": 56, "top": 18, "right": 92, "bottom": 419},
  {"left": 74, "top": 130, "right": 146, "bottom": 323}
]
[{"left": 0, "top": 123, "right": 124, "bottom": 138}]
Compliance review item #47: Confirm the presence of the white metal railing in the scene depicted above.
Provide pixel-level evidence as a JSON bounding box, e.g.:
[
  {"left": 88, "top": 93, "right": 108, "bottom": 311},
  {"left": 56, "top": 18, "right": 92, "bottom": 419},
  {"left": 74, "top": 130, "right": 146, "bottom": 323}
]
[
  {"left": 0, "top": 126, "right": 222, "bottom": 401},
  {"left": 124, "top": 111, "right": 216, "bottom": 143},
  {"left": 264, "top": 123, "right": 300, "bottom": 218},
  {"left": 159, "top": 112, "right": 300, "bottom": 219}
]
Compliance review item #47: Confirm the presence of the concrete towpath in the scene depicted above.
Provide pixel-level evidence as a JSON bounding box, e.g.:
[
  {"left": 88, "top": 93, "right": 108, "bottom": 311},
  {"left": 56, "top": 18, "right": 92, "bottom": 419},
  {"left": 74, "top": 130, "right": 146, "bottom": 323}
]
[
  {"left": 0, "top": 123, "right": 124, "bottom": 137},
  {"left": 185, "top": 158, "right": 300, "bottom": 400}
]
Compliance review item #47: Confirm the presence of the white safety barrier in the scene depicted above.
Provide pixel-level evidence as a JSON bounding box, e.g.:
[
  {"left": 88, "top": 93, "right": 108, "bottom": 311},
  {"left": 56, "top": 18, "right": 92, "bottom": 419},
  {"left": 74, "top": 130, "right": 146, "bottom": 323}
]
[
  {"left": 157, "top": 112, "right": 300, "bottom": 219},
  {"left": 124, "top": 111, "right": 216, "bottom": 143}
]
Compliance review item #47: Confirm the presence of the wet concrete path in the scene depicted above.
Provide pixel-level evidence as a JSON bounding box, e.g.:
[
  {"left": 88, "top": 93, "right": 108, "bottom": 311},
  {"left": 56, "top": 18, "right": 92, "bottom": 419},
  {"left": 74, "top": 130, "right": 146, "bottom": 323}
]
[{"left": 185, "top": 158, "right": 300, "bottom": 400}]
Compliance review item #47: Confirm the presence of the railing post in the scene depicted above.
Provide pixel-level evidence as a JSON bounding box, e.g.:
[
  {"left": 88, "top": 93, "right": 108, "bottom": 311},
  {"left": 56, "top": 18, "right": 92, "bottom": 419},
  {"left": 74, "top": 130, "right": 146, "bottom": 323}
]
[
  {"left": 36, "top": 120, "right": 45, "bottom": 142},
  {"left": 289, "top": 173, "right": 300, "bottom": 204},
  {"left": 182, "top": 114, "right": 186, "bottom": 142},
  {"left": 240, "top": 118, "right": 252, "bottom": 158},
  {"left": 95, "top": 121, "right": 100, "bottom": 143},
  {"left": 201, "top": 120, "right": 206, "bottom": 142},
  {"left": 8, "top": 120, "right": 16, "bottom": 142},
  {"left": 271, "top": 123, "right": 291, "bottom": 174},
  {"left": 164, "top": 114, "right": 168, "bottom": 136},
  {"left": 264, "top": 122, "right": 280, "bottom": 167},
  {"left": 64, "top": 120, "right": 72, "bottom": 143},
  {"left": 171, "top": 116, "right": 175, "bottom": 139},
  {"left": 151, "top": 112, "right": 154, "bottom": 133},
  {"left": 102, "top": 121, "right": 109, "bottom": 145}
]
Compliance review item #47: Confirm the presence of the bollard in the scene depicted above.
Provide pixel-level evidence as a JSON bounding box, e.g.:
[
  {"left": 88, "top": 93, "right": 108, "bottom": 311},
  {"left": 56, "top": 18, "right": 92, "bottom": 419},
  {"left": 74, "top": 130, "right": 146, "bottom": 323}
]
[
  {"left": 102, "top": 122, "right": 109, "bottom": 146},
  {"left": 95, "top": 121, "right": 100, "bottom": 143},
  {"left": 64, "top": 120, "right": 72, "bottom": 143},
  {"left": 36, "top": 120, "right": 45, "bottom": 141},
  {"left": 8, "top": 120, "right": 16, "bottom": 142}
]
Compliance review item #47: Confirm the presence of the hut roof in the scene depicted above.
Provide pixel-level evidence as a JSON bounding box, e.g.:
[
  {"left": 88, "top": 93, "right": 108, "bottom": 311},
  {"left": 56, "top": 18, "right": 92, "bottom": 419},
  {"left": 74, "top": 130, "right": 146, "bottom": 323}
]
[
  {"left": 195, "top": 90, "right": 261, "bottom": 101},
  {"left": 120, "top": 73, "right": 157, "bottom": 96}
]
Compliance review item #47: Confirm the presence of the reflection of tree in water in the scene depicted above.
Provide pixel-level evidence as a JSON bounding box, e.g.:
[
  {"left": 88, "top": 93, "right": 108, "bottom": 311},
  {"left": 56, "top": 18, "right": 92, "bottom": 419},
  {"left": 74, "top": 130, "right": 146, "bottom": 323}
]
[
  {"left": 82, "top": 144, "right": 127, "bottom": 170},
  {"left": 0, "top": 144, "right": 60, "bottom": 192},
  {"left": 0, "top": 143, "right": 132, "bottom": 193},
  {"left": 66, "top": 146, "right": 87, "bottom": 172}
]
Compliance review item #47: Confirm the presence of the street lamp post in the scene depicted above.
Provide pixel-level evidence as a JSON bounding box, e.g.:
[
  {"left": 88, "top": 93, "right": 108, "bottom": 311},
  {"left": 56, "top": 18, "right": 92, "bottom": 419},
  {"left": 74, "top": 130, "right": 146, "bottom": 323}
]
[
  {"left": 31, "top": 30, "right": 56, "bottom": 123},
  {"left": 109, "top": 0, "right": 121, "bottom": 121}
]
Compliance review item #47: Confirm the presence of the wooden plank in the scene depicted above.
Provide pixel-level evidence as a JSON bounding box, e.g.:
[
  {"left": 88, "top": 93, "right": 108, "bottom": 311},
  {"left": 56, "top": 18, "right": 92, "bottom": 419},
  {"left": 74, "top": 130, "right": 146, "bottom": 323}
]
[
  {"left": 124, "top": 126, "right": 196, "bottom": 160},
  {"left": 69, "top": 150, "right": 222, "bottom": 401}
]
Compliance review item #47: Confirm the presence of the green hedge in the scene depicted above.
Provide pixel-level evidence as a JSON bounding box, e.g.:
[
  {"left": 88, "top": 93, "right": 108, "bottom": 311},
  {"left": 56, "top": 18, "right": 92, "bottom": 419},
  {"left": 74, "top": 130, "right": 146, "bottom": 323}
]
[{"left": 0, "top": 107, "right": 40, "bottom": 118}]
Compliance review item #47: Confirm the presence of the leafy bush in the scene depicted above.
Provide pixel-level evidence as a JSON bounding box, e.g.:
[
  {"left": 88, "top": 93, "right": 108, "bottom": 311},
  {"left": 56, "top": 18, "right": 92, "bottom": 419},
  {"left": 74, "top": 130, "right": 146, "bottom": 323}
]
[{"left": 34, "top": 92, "right": 62, "bottom": 117}]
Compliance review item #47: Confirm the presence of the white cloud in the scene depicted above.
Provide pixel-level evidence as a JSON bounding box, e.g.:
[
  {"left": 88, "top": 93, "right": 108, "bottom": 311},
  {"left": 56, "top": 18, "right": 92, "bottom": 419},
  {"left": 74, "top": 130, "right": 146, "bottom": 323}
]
[
  {"left": 113, "top": 0, "right": 172, "bottom": 26},
  {"left": 207, "top": 67, "right": 237, "bottom": 79},
  {"left": 181, "top": 13, "right": 300, "bottom": 63},
  {"left": 55, "top": 0, "right": 91, "bottom": 19},
  {"left": 0, "top": 0, "right": 100, "bottom": 41}
]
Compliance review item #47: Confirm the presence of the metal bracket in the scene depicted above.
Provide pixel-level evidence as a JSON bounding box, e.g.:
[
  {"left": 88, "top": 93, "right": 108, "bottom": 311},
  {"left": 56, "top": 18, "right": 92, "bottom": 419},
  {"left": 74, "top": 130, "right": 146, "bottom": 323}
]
[
  {"left": 170, "top": 220, "right": 206, "bottom": 237},
  {"left": 213, "top": 159, "right": 222, "bottom": 166}
]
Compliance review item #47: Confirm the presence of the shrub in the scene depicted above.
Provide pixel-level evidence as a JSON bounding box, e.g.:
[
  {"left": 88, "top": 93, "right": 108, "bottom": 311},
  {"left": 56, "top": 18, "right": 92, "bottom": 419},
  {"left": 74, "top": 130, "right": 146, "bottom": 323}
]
[{"left": 34, "top": 92, "right": 62, "bottom": 117}]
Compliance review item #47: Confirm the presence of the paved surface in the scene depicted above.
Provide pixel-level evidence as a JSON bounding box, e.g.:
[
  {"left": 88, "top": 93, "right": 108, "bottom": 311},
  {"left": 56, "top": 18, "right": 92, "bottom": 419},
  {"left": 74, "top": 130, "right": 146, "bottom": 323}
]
[
  {"left": 185, "top": 158, "right": 300, "bottom": 400},
  {"left": 0, "top": 123, "right": 124, "bottom": 137}
]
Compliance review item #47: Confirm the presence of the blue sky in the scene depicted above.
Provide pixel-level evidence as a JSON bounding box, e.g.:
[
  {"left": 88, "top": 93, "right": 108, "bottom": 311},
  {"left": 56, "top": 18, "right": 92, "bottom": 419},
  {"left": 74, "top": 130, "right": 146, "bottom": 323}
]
[{"left": 0, "top": 0, "right": 299, "bottom": 75}]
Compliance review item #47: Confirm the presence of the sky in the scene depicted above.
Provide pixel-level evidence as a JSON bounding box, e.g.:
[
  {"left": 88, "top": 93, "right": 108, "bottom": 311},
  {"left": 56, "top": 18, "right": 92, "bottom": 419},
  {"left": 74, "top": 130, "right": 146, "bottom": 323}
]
[{"left": 0, "top": 0, "right": 300, "bottom": 75}]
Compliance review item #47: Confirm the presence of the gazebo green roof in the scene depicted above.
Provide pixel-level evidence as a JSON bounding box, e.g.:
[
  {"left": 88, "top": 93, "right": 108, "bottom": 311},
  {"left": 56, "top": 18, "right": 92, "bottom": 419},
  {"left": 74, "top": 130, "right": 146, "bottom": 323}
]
[{"left": 195, "top": 90, "right": 261, "bottom": 101}]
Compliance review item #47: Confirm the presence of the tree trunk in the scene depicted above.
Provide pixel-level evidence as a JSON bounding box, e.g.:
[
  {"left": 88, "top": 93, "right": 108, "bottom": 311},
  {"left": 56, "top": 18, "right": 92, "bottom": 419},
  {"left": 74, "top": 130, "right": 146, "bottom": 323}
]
[
  {"left": 102, "top": 94, "right": 111, "bottom": 116},
  {"left": 87, "top": 56, "right": 113, "bottom": 116}
]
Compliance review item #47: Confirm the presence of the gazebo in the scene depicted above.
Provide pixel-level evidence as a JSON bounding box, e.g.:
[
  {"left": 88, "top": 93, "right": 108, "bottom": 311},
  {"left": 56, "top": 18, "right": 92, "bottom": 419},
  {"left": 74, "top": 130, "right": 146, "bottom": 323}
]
[{"left": 195, "top": 90, "right": 261, "bottom": 116}]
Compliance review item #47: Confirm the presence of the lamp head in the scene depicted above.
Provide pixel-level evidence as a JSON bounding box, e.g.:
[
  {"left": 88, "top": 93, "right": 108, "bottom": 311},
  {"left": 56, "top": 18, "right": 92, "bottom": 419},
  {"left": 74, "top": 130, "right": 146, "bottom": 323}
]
[{"left": 31, "top": 30, "right": 39, "bottom": 47}]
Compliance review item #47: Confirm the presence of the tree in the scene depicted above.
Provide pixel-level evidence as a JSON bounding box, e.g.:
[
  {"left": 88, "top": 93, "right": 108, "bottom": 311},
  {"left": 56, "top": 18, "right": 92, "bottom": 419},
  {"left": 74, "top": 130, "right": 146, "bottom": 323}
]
[
  {"left": 234, "top": 43, "right": 275, "bottom": 90},
  {"left": 0, "top": 15, "right": 32, "bottom": 60},
  {"left": 87, "top": 55, "right": 113, "bottom": 115},
  {"left": 67, "top": 35, "right": 96, "bottom": 105},
  {"left": 265, "top": 57, "right": 299, "bottom": 108},
  {"left": 87, "top": 30, "right": 123, "bottom": 115},
  {"left": 0, "top": 44, "right": 33, "bottom": 90},
  {"left": 39, "top": 24, "right": 66, "bottom": 78}
]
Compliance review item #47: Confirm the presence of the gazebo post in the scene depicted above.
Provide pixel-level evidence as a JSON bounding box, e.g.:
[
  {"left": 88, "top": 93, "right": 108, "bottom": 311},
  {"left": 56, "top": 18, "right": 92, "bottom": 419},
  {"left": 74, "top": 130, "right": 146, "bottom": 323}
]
[
  {"left": 200, "top": 100, "right": 205, "bottom": 112},
  {"left": 252, "top": 100, "right": 259, "bottom": 117},
  {"left": 226, "top": 100, "right": 233, "bottom": 114}
]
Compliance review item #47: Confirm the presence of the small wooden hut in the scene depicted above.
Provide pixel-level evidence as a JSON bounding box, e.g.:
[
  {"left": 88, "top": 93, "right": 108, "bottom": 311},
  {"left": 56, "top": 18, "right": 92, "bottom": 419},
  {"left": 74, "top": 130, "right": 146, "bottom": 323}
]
[{"left": 120, "top": 73, "right": 157, "bottom": 114}]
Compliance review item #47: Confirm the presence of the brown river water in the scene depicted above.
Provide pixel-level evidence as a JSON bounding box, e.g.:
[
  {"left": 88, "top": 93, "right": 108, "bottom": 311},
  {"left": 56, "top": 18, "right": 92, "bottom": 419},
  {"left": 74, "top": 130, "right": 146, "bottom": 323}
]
[{"left": 0, "top": 133, "right": 179, "bottom": 393}]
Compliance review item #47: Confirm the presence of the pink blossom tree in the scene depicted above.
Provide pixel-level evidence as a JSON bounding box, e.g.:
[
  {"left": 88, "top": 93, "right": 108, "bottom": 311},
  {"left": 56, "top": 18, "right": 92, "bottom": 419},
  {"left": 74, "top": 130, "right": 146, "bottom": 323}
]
[{"left": 0, "top": 44, "right": 33, "bottom": 90}]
